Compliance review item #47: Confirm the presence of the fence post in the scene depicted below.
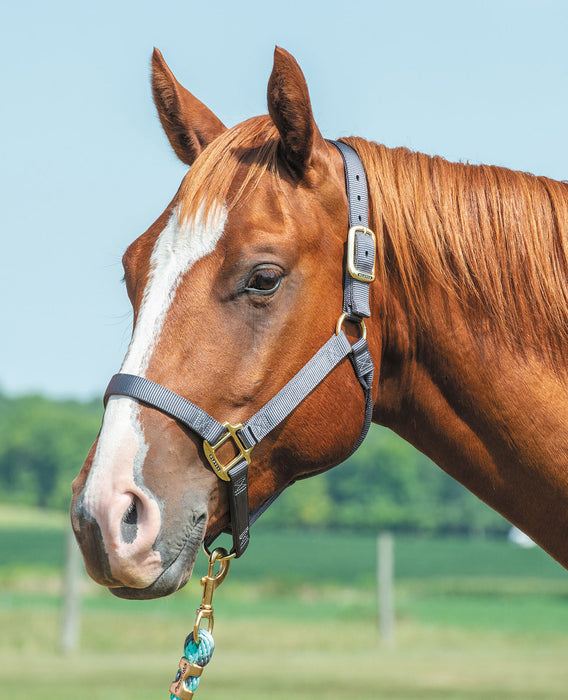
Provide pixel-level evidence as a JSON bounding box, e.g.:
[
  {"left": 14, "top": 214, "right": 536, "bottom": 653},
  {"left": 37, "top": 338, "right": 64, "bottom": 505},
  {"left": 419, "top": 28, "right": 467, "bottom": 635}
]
[
  {"left": 60, "top": 526, "right": 82, "bottom": 654},
  {"left": 377, "top": 531, "right": 395, "bottom": 645}
]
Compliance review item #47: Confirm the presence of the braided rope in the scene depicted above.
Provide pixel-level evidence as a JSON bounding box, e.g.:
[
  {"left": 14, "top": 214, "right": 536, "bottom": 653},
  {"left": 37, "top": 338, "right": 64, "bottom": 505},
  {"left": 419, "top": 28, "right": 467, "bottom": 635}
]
[{"left": 170, "top": 629, "right": 215, "bottom": 699}]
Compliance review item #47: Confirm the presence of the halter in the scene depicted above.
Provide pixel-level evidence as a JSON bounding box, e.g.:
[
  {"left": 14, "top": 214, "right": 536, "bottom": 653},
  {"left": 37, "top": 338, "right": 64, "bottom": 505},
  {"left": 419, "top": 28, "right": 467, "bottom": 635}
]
[{"left": 103, "top": 140, "right": 376, "bottom": 558}]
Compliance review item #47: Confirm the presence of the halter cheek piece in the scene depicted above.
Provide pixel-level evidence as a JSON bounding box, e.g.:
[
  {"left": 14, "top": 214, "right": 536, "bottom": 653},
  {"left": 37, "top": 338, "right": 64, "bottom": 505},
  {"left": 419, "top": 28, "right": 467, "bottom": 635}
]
[{"left": 103, "top": 140, "right": 376, "bottom": 558}]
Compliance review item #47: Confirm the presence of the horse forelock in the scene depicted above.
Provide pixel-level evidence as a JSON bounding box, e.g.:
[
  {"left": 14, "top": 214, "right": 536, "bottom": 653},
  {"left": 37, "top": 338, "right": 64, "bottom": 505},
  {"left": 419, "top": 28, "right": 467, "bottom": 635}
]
[
  {"left": 177, "top": 115, "right": 281, "bottom": 229},
  {"left": 343, "top": 136, "right": 568, "bottom": 355}
]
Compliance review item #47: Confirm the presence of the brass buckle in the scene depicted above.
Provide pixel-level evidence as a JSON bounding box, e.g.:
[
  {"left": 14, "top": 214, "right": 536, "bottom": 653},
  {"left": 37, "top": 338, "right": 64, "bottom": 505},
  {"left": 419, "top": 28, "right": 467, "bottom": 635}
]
[
  {"left": 203, "top": 423, "right": 253, "bottom": 482},
  {"left": 347, "top": 225, "right": 376, "bottom": 282}
]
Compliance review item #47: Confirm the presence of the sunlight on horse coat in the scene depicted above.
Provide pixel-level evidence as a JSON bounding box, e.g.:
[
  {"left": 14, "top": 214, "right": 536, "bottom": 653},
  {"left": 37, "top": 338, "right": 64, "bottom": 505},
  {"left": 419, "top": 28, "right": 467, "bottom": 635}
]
[{"left": 72, "top": 47, "right": 568, "bottom": 599}]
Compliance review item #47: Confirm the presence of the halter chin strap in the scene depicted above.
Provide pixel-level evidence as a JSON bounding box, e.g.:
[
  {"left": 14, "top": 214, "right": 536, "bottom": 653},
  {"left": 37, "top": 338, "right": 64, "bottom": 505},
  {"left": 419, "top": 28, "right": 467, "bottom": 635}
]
[{"left": 103, "top": 140, "right": 375, "bottom": 558}]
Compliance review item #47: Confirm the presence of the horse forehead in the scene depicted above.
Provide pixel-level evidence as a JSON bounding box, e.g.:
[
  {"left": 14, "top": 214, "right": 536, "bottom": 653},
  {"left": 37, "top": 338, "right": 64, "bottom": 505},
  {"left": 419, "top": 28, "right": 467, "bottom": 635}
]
[
  {"left": 149, "top": 203, "right": 227, "bottom": 273},
  {"left": 223, "top": 178, "right": 317, "bottom": 246}
]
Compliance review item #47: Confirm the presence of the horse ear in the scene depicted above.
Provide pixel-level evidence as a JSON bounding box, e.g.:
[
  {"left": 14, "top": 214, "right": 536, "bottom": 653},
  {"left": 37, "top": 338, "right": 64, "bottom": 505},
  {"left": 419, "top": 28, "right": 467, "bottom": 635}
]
[
  {"left": 267, "top": 47, "right": 325, "bottom": 174},
  {"left": 151, "top": 48, "right": 227, "bottom": 166}
]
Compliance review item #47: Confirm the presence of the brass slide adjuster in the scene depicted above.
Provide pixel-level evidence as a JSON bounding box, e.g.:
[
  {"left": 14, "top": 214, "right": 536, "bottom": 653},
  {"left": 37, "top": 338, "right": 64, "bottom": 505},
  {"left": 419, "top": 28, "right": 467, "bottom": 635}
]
[
  {"left": 203, "top": 423, "right": 253, "bottom": 481},
  {"left": 347, "top": 225, "right": 376, "bottom": 282}
]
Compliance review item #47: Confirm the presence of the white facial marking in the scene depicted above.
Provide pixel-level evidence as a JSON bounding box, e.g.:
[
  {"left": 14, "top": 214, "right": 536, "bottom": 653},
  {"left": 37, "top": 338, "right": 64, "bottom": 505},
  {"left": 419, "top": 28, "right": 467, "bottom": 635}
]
[
  {"left": 82, "top": 203, "right": 227, "bottom": 586},
  {"left": 122, "top": 203, "right": 228, "bottom": 376}
]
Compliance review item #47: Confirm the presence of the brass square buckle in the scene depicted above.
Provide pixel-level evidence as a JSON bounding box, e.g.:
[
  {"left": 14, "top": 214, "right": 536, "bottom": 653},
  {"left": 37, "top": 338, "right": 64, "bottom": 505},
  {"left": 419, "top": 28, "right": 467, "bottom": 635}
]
[
  {"left": 203, "top": 423, "right": 253, "bottom": 482},
  {"left": 347, "top": 226, "right": 376, "bottom": 282}
]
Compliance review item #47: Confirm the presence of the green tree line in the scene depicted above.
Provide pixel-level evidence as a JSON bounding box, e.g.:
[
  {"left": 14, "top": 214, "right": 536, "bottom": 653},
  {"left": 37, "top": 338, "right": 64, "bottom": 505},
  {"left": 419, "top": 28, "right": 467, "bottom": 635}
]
[{"left": 0, "top": 391, "right": 508, "bottom": 535}]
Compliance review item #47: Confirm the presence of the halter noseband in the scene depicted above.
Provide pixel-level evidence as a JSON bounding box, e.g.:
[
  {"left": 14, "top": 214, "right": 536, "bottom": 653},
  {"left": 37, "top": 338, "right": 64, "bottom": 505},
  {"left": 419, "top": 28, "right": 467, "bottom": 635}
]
[{"left": 103, "top": 140, "right": 376, "bottom": 558}]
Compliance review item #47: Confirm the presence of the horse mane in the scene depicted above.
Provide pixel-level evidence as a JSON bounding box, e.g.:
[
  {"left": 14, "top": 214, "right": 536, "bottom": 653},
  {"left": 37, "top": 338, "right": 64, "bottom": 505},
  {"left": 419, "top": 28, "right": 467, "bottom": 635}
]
[
  {"left": 342, "top": 136, "right": 568, "bottom": 352},
  {"left": 177, "top": 117, "right": 568, "bottom": 353}
]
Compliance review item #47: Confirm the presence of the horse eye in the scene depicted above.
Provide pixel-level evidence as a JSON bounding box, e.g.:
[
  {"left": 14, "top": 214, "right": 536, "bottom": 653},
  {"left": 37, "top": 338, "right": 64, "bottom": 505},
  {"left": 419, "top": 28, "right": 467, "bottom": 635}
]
[{"left": 245, "top": 268, "right": 282, "bottom": 294}]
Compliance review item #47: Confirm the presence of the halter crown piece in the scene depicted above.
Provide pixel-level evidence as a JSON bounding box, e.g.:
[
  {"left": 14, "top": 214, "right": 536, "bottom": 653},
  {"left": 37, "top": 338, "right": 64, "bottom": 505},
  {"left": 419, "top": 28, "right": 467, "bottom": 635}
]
[{"left": 104, "top": 140, "right": 376, "bottom": 558}]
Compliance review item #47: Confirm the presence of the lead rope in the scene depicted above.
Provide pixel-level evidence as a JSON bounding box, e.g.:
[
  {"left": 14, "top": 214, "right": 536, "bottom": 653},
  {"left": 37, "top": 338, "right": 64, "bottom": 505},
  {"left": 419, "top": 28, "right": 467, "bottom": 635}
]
[{"left": 169, "top": 548, "right": 232, "bottom": 699}]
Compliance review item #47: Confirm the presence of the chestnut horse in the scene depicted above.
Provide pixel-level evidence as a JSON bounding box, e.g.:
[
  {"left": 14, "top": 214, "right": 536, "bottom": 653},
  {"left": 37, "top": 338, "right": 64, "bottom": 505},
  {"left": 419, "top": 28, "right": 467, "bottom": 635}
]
[{"left": 71, "top": 47, "right": 568, "bottom": 599}]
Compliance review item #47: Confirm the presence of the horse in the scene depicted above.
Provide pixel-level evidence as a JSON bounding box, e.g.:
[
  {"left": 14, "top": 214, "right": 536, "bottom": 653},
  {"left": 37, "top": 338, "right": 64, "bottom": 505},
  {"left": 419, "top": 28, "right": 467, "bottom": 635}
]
[{"left": 71, "top": 46, "right": 568, "bottom": 600}]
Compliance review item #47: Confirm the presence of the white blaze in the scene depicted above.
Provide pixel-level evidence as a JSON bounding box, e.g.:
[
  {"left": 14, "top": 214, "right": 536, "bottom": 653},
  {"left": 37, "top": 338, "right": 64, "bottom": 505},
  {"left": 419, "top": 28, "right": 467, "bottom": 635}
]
[
  {"left": 121, "top": 203, "right": 227, "bottom": 375},
  {"left": 81, "top": 204, "right": 227, "bottom": 585}
]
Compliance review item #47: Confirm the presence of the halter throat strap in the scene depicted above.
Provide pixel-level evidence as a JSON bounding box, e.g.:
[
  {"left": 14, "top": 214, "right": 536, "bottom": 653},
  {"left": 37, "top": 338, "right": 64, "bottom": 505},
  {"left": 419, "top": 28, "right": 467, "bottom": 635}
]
[{"left": 103, "top": 139, "right": 375, "bottom": 558}]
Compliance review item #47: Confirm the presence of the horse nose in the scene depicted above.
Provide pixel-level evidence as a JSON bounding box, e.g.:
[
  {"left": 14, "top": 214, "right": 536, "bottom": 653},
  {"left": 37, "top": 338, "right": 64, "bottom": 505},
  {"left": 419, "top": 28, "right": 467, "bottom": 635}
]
[{"left": 72, "top": 487, "right": 164, "bottom": 589}]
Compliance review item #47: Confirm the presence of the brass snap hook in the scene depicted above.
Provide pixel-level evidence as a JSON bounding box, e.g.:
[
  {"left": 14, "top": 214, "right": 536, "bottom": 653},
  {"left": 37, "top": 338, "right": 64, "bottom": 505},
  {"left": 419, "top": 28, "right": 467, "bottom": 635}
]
[{"left": 192, "top": 547, "right": 233, "bottom": 644}]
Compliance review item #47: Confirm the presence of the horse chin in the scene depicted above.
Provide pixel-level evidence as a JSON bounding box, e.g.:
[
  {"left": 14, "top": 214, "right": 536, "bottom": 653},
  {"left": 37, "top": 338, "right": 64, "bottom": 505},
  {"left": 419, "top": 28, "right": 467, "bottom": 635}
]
[{"left": 109, "top": 514, "right": 206, "bottom": 600}]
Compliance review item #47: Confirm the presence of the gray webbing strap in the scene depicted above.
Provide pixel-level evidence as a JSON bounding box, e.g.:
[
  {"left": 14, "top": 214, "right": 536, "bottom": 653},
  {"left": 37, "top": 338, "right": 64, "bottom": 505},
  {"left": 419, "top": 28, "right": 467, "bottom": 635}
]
[
  {"left": 223, "top": 460, "right": 250, "bottom": 554},
  {"left": 104, "top": 334, "right": 352, "bottom": 451},
  {"left": 243, "top": 334, "right": 375, "bottom": 532},
  {"left": 347, "top": 336, "right": 374, "bottom": 455},
  {"left": 239, "top": 332, "right": 352, "bottom": 447},
  {"left": 329, "top": 140, "right": 376, "bottom": 320},
  {"left": 104, "top": 373, "right": 226, "bottom": 443},
  {"left": 330, "top": 140, "right": 369, "bottom": 228}
]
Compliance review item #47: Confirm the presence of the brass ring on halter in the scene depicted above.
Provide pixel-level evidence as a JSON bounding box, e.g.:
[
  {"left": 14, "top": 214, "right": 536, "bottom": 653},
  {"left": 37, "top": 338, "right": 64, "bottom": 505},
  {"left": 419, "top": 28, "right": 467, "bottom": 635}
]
[
  {"left": 335, "top": 312, "right": 367, "bottom": 341},
  {"left": 202, "top": 543, "right": 237, "bottom": 561}
]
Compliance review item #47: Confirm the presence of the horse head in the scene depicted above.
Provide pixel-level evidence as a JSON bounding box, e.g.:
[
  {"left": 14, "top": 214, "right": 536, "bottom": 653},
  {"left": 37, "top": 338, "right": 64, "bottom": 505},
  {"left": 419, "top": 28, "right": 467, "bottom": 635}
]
[{"left": 71, "top": 48, "right": 380, "bottom": 599}]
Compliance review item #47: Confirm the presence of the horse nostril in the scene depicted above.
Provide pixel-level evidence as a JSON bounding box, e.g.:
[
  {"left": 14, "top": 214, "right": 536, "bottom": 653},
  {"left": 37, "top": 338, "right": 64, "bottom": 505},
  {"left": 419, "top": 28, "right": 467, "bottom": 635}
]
[
  {"left": 121, "top": 497, "right": 139, "bottom": 543},
  {"left": 124, "top": 499, "right": 138, "bottom": 525}
]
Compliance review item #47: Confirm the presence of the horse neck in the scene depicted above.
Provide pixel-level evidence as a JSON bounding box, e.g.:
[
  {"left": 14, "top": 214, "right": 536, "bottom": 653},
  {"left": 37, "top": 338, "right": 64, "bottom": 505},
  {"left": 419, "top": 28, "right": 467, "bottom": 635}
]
[
  {"left": 358, "top": 142, "right": 568, "bottom": 568},
  {"left": 373, "top": 276, "right": 568, "bottom": 567}
]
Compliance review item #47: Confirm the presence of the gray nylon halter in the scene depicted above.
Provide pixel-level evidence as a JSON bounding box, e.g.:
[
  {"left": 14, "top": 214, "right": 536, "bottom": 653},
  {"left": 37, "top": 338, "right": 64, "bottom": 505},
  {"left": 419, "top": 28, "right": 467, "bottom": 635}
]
[{"left": 103, "top": 140, "right": 376, "bottom": 558}]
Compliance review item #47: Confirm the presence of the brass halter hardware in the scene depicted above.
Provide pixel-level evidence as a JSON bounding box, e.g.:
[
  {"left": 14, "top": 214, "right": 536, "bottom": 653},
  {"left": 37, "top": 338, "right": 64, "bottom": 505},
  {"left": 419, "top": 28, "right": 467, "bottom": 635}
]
[
  {"left": 169, "top": 547, "right": 233, "bottom": 700},
  {"left": 192, "top": 547, "right": 232, "bottom": 644},
  {"left": 203, "top": 422, "right": 253, "bottom": 481},
  {"left": 336, "top": 312, "right": 367, "bottom": 341},
  {"left": 347, "top": 225, "right": 376, "bottom": 282}
]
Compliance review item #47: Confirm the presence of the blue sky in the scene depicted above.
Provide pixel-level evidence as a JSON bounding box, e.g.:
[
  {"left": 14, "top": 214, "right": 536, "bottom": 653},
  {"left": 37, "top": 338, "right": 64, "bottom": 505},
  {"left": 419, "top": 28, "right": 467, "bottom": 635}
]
[{"left": 1, "top": 0, "right": 567, "bottom": 398}]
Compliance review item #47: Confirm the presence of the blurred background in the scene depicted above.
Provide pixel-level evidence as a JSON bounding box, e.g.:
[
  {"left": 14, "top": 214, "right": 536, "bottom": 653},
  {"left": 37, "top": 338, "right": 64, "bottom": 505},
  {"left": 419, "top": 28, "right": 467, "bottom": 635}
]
[{"left": 2, "top": 1, "right": 568, "bottom": 697}]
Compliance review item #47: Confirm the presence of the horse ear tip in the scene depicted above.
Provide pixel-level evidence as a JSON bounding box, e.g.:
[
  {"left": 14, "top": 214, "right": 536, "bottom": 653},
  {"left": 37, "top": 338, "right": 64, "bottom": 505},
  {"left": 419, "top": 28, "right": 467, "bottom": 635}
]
[
  {"left": 273, "top": 46, "right": 293, "bottom": 64},
  {"left": 152, "top": 47, "right": 165, "bottom": 67}
]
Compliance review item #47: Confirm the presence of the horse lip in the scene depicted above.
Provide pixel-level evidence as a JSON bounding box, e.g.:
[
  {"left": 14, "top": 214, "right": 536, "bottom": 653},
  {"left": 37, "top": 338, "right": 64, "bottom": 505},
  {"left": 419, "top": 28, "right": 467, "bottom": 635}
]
[{"left": 109, "top": 514, "right": 207, "bottom": 600}]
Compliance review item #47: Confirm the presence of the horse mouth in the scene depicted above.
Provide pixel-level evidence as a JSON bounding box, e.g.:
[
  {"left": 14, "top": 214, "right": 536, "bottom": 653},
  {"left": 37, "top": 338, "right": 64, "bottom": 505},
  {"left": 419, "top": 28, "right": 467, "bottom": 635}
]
[{"left": 109, "top": 514, "right": 206, "bottom": 600}]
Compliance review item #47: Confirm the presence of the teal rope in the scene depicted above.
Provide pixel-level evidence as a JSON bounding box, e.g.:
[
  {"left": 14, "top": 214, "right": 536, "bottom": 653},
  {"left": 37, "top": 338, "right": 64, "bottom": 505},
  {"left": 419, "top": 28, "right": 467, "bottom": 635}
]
[{"left": 170, "top": 629, "right": 215, "bottom": 699}]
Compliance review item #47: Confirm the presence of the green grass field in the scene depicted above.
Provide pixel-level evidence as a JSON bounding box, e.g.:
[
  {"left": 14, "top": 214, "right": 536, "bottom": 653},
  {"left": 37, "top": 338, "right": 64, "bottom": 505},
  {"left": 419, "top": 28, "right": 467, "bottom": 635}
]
[{"left": 2, "top": 505, "right": 568, "bottom": 699}]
